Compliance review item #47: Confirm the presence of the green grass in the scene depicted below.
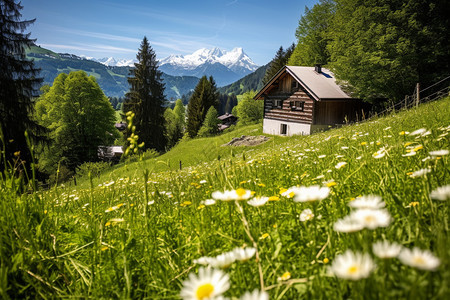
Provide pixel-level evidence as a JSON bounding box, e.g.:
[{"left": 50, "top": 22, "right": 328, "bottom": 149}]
[{"left": 1, "top": 98, "right": 449, "bottom": 298}]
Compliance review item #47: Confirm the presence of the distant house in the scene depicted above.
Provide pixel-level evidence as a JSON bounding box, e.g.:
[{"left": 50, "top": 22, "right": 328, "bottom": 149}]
[
  {"left": 98, "top": 146, "right": 123, "bottom": 162},
  {"left": 115, "top": 122, "right": 127, "bottom": 131},
  {"left": 254, "top": 65, "right": 366, "bottom": 136},
  {"left": 218, "top": 113, "right": 238, "bottom": 131}
]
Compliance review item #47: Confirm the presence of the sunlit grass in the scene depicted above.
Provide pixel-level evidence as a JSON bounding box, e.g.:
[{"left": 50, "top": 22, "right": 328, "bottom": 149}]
[{"left": 1, "top": 97, "right": 449, "bottom": 298}]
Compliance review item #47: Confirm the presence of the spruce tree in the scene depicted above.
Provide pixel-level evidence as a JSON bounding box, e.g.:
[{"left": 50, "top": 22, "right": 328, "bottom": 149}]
[
  {"left": 262, "top": 44, "right": 295, "bottom": 85},
  {"left": 0, "top": 0, "right": 47, "bottom": 173},
  {"left": 123, "top": 37, "right": 166, "bottom": 152},
  {"left": 186, "top": 76, "right": 219, "bottom": 137}
]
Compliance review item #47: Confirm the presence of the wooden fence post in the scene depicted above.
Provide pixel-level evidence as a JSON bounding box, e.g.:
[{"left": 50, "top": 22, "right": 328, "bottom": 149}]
[{"left": 416, "top": 83, "right": 420, "bottom": 108}]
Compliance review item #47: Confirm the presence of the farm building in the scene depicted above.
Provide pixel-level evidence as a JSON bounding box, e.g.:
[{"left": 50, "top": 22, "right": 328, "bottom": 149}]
[
  {"left": 217, "top": 113, "right": 237, "bottom": 131},
  {"left": 254, "top": 65, "right": 366, "bottom": 136}
]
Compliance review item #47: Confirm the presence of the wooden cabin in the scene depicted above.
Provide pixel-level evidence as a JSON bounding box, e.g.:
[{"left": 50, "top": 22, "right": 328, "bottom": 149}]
[
  {"left": 254, "top": 65, "right": 365, "bottom": 136},
  {"left": 217, "top": 113, "right": 237, "bottom": 131}
]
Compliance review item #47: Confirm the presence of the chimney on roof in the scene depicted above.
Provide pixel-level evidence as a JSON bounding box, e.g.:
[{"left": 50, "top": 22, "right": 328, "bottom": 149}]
[{"left": 315, "top": 64, "right": 322, "bottom": 73}]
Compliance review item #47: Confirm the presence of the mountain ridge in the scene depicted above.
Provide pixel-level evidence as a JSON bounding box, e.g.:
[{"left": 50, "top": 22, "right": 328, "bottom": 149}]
[
  {"left": 26, "top": 45, "right": 199, "bottom": 100},
  {"left": 159, "top": 47, "right": 259, "bottom": 86}
]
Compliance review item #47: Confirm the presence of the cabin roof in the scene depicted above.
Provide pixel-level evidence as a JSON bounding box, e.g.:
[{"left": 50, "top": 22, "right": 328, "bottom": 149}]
[
  {"left": 218, "top": 113, "right": 236, "bottom": 121},
  {"left": 254, "top": 65, "right": 352, "bottom": 101}
]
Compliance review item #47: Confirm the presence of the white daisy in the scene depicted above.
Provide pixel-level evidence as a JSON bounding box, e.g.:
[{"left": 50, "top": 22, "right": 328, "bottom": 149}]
[
  {"left": 351, "top": 209, "right": 392, "bottom": 230},
  {"left": 209, "top": 252, "right": 236, "bottom": 268},
  {"left": 372, "top": 240, "right": 402, "bottom": 259},
  {"left": 299, "top": 208, "right": 314, "bottom": 222},
  {"left": 240, "top": 289, "right": 269, "bottom": 300},
  {"left": 402, "top": 151, "right": 417, "bottom": 157},
  {"left": 409, "top": 128, "right": 427, "bottom": 136},
  {"left": 429, "top": 149, "right": 449, "bottom": 157},
  {"left": 398, "top": 247, "right": 440, "bottom": 271},
  {"left": 333, "top": 215, "right": 364, "bottom": 233},
  {"left": 202, "top": 199, "right": 216, "bottom": 206},
  {"left": 335, "top": 162, "right": 347, "bottom": 169},
  {"left": 212, "top": 188, "right": 252, "bottom": 201},
  {"left": 281, "top": 187, "right": 301, "bottom": 198},
  {"left": 232, "top": 247, "right": 256, "bottom": 262},
  {"left": 292, "top": 185, "right": 330, "bottom": 202},
  {"left": 180, "top": 267, "right": 230, "bottom": 300},
  {"left": 410, "top": 168, "right": 431, "bottom": 178},
  {"left": 429, "top": 185, "right": 450, "bottom": 201},
  {"left": 348, "top": 195, "right": 385, "bottom": 210},
  {"left": 329, "top": 250, "right": 375, "bottom": 280},
  {"left": 247, "top": 197, "right": 269, "bottom": 207}
]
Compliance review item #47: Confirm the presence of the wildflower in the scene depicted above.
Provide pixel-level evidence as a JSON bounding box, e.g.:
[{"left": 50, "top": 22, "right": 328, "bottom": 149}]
[
  {"left": 413, "top": 145, "right": 423, "bottom": 152},
  {"left": 341, "top": 146, "right": 349, "bottom": 150},
  {"left": 329, "top": 250, "right": 375, "bottom": 280},
  {"left": 209, "top": 252, "right": 236, "bottom": 268},
  {"left": 281, "top": 187, "right": 299, "bottom": 198},
  {"left": 372, "top": 147, "right": 387, "bottom": 159},
  {"left": 299, "top": 208, "right": 314, "bottom": 222},
  {"left": 259, "top": 233, "right": 269, "bottom": 240},
  {"left": 409, "top": 128, "right": 427, "bottom": 136},
  {"left": 429, "top": 149, "right": 449, "bottom": 157},
  {"left": 197, "top": 205, "right": 205, "bottom": 210},
  {"left": 268, "top": 196, "right": 280, "bottom": 201},
  {"left": 318, "top": 155, "right": 326, "bottom": 159},
  {"left": 324, "top": 180, "right": 337, "bottom": 187},
  {"left": 202, "top": 199, "right": 216, "bottom": 206},
  {"left": 247, "top": 197, "right": 269, "bottom": 207},
  {"left": 180, "top": 267, "right": 230, "bottom": 300},
  {"left": 292, "top": 185, "right": 330, "bottom": 202},
  {"left": 348, "top": 195, "right": 385, "bottom": 210},
  {"left": 429, "top": 185, "right": 450, "bottom": 201},
  {"left": 148, "top": 200, "right": 155, "bottom": 205},
  {"left": 257, "top": 183, "right": 266, "bottom": 187},
  {"left": 360, "top": 142, "right": 367, "bottom": 146},
  {"left": 199, "top": 180, "right": 207, "bottom": 184},
  {"left": 232, "top": 247, "right": 256, "bottom": 262},
  {"left": 277, "top": 271, "right": 291, "bottom": 281},
  {"left": 402, "top": 151, "right": 417, "bottom": 157},
  {"left": 399, "top": 131, "right": 409, "bottom": 135},
  {"left": 372, "top": 240, "right": 402, "bottom": 259},
  {"left": 211, "top": 188, "right": 252, "bottom": 201},
  {"left": 101, "top": 246, "right": 109, "bottom": 251},
  {"left": 323, "top": 258, "right": 329, "bottom": 264},
  {"left": 333, "top": 215, "right": 364, "bottom": 233},
  {"left": 406, "top": 201, "right": 419, "bottom": 208},
  {"left": 398, "top": 248, "right": 440, "bottom": 271},
  {"left": 240, "top": 289, "right": 269, "bottom": 300},
  {"left": 180, "top": 201, "right": 192, "bottom": 207},
  {"left": 351, "top": 209, "right": 392, "bottom": 229},
  {"left": 410, "top": 168, "right": 431, "bottom": 178},
  {"left": 335, "top": 162, "right": 347, "bottom": 169}
]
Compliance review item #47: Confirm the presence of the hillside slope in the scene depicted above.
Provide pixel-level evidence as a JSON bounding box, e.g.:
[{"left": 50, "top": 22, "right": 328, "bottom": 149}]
[{"left": 1, "top": 98, "right": 449, "bottom": 298}]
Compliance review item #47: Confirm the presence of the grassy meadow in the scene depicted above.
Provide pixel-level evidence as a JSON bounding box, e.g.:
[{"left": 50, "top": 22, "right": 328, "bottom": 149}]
[{"left": 1, "top": 98, "right": 449, "bottom": 299}]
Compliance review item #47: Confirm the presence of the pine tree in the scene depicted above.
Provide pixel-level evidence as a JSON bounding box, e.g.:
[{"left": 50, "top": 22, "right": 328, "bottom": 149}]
[
  {"left": 186, "top": 76, "right": 219, "bottom": 137},
  {"left": 197, "top": 106, "right": 219, "bottom": 137},
  {"left": 0, "top": 0, "right": 48, "bottom": 173},
  {"left": 262, "top": 44, "right": 295, "bottom": 85},
  {"left": 123, "top": 37, "right": 166, "bottom": 152}
]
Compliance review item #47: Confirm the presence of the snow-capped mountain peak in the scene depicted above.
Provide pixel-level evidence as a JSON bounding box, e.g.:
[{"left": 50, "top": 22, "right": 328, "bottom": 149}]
[
  {"left": 159, "top": 47, "right": 258, "bottom": 73},
  {"left": 83, "top": 56, "right": 136, "bottom": 67}
]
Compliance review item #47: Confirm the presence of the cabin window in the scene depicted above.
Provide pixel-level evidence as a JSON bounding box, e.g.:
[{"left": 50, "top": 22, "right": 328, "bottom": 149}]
[
  {"left": 280, "top": 124, "right": 287, "bottom": 135},
  {"left": 291, "top": 81, "right": 299, "bottom": 91},
  {"left": 273, "top": 99, "right": 283, "bottom": 109},
  {"left": 290, "top": 100, "right": 305, "bottom": 111}
]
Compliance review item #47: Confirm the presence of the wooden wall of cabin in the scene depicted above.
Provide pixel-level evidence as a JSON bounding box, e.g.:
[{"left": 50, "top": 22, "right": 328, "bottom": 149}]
[
  {"left": 313, "top": 100, "right": 364, "bottom": 125},
  {"left": 264, "top": 89, "right": 315, "bottom": 124}
]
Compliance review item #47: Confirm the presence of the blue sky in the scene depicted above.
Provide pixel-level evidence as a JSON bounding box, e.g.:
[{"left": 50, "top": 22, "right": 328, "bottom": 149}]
[{"left": 21, "top": 0, "right": 317, "bottom": 66}]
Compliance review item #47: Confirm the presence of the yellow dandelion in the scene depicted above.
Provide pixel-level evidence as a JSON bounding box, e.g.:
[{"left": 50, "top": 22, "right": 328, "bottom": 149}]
[
  {"left": 257, "top": 183, "right": 266, "bottom": 187},
  {"left": 278, "top": 271, "right": 291, "bottom": 281},
  {"left": 239, "top": 180, "right": 248, "bottom": 185},
  {"left": 360, "top": 142, "right": 367, "bottom": 146},
  {"left": 279, "top": 188, "right": 288, "bottom": 195},
  {"left": 259, "top": 233, "right": 270, "bottom": 240},
  {"left": 268, "top": 196, "right": 280, "bottom": 201},
  {"left": 407, "top": 201, "right": 419, "bottom": 208},
  {"left": 101, "top": 246, "right": 109, "bottom": 251},
  {"left": 197, "top": 205, "right": 205, "bottom": 210},
  {"left": 326, "top": 181, "right": 337, "bottom": 188},
  {"left": 413, "top": 145, "right": 423, "bottom": 152}
]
